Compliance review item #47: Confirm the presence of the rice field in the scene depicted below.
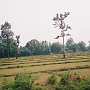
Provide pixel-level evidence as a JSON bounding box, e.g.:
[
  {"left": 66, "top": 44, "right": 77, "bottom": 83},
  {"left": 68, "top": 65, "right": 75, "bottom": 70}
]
[{"left": 0, "top": 53, "right": 90, "bottom": 87}]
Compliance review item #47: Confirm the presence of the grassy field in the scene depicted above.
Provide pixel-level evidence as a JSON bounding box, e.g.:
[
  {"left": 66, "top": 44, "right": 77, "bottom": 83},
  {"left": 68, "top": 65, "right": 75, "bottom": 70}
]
[{"left": 0, "top": 53, "right": 90, "bottom": 87}]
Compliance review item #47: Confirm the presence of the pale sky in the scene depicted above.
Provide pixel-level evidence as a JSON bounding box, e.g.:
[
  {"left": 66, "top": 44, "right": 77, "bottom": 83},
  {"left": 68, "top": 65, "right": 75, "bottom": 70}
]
[{"left": 0, "top": 0, "right": 90, "bottom": 46}]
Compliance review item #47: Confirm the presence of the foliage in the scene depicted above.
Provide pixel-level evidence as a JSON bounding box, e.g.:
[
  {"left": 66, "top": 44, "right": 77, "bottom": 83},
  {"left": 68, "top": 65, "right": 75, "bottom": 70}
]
[
  {"left": 77, "top": 41, "right": 87, "bottom": 52},
  {"left": 26, "top": 40, "right": 50, "bottom": 55},
  {"left": 19, "top": 47, "right": 31, "bottom": 56},
  {"left": 55, "top": 72, "right": 90, "bottom": 90},
  {"left": 51, "top": 42, "right": 63, "bottom": 54},
  {"left": 66, "top": 38, "right": 77, "bottom": 52},
  {"left": 1, "top": 72, "right": 90, "bottom": 90},
  {"left": 2, "top": 74, "right": 33, "bottom": 90},
  {"left": 0, "top": 22, "right": 14, "bottom": 58},
  {"left": 48, "top": 74, "right": 58, "bottom": 85},
  {"left": 0, "top": 38, "right": 16, "bottom": 58},
  {"left": 0, "top": 22, "right": 90, "bottom": 58}
]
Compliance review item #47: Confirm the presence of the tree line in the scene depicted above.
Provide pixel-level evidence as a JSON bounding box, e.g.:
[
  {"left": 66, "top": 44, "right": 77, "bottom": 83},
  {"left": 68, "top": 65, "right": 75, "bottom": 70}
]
[
  {"left": 21, "top": 38, "right": 90, "bottom": 56},
  {"left": 0, "top": 22, "right": 90, "bottom": 58}
]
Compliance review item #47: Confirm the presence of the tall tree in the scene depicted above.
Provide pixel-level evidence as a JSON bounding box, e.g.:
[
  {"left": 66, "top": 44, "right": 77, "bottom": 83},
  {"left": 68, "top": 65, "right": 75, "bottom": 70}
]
[
  {"left": 53, "top": 12, "right": 71, "bottom": 58},
  {"left": 26, "top": 39, "right": 40, "bottom": 55},
  {"left": 0, "top": 22, "right": 14, "bottom": 59}
]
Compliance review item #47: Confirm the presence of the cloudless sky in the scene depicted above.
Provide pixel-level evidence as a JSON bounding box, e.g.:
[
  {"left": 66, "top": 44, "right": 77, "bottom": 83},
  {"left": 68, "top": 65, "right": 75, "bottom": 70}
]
[{"left": 0, "top": 0, "right": 90, "bottom": 46}]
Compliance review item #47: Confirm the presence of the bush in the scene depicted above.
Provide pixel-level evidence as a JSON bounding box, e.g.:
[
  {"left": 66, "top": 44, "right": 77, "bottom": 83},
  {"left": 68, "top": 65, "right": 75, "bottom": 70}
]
[{"left": 2, "top": 73, "right": 33, "bottom": 90}]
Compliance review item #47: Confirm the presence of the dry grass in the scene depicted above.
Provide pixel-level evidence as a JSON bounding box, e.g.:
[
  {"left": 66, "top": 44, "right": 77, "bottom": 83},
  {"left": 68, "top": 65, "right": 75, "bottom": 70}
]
[{"left": 0, "top": 53, "right": 90, "bottom": 86}]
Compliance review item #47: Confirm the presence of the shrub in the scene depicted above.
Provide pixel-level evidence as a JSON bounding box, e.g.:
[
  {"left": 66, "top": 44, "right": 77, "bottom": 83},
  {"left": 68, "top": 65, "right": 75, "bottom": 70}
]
[
  {"left": 14, "top": 73, "right": 33, "bottom": 90},
  {"left": 2, "top": 73, "right": 33, "bottom": 90}
]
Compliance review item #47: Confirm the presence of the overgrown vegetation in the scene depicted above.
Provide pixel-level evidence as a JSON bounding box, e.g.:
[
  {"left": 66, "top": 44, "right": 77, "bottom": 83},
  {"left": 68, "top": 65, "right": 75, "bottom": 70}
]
[
  {"left": 1, "top": 72, "right": 90, "bottom": 90},
  {"left": 48, "top": 72, "right": 90, "bottom": 90},
  {"left": 2, "top": 74, "right": 33, "bottom": 90}
]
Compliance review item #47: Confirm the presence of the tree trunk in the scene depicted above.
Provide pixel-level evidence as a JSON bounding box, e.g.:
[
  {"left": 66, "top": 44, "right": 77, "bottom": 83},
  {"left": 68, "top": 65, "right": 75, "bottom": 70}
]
[
  {"left": 16, "top": 45, "right": 18, "bottom": 59},
  {"left": 63, "top": 36, "right": 65, "bottom": 58},
  {"left": 7, "top": 37, "right": 10, "bottom": 59}
]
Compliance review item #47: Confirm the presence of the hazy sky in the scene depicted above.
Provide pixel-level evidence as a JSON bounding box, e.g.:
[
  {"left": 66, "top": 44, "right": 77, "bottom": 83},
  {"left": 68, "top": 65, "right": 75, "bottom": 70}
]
[{"left": 0, "top": 0, "right": 90, "bottom": 46}]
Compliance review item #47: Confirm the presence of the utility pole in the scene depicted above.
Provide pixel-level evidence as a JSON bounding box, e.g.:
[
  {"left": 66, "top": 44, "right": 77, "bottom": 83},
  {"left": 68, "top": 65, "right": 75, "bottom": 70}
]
[{"left": 53, "top": 12, "right": 71, "bottom": 58}]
